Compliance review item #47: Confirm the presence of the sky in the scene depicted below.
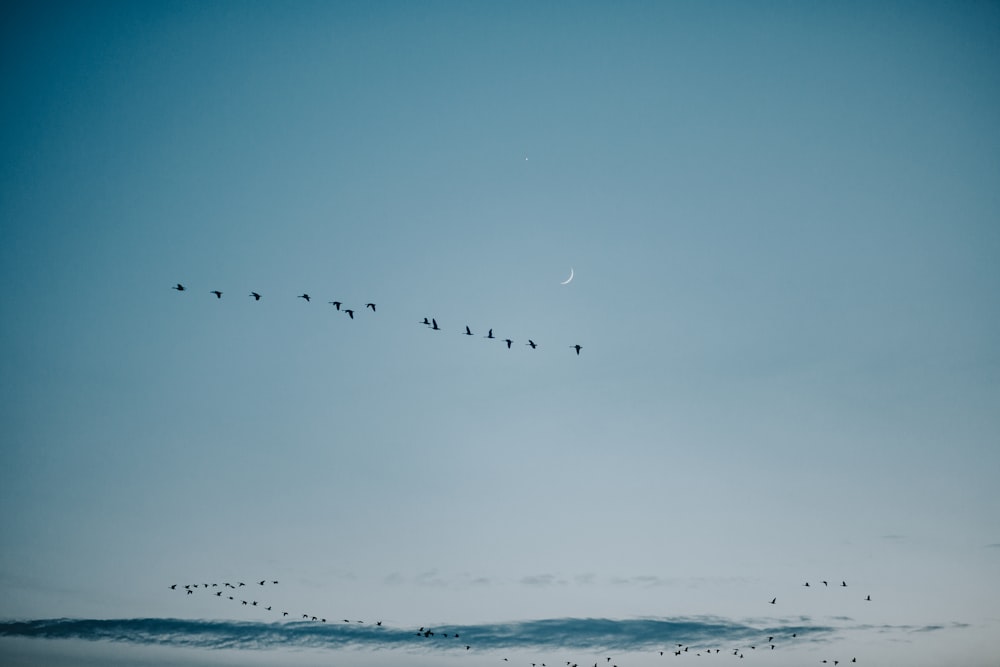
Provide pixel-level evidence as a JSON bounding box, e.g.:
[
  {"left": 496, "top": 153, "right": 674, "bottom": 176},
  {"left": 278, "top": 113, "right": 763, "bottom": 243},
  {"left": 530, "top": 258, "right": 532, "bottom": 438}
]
[{"left": 1, "top": 1, "right": 999, "bottom": 665}]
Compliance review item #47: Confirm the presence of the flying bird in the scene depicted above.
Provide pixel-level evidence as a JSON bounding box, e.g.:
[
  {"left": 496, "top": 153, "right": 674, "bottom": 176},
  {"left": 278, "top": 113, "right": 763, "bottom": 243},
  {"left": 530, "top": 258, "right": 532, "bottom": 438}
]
[
  {"left": 344, "top": 309, "right": 354, "bottom": 319},
  {"left": 464, "top": 326, "right": 473, "bottom": 336},
  {"left": 172, "top": 283, "right": 185, "bottom": 291},
  {"left": 485, "top": 328, "right": 495, "bottom": 339},
  {"left": 329, "top": 301, "right": 342, "bottom": 310},
  {"left": 431, "top": 318, "right": 440, "bottom": 330},
  {"left": 769, "top": 597, "right": 776, "bottom": 604},
  {"left": 298, "top": 294, "right": 311, "bottom": 302},
  {"left": 421, "top": 317, "right": 430, "bottom": 325},
  {"left": 503, "top": 339, "right": 513, "bottom": 348},
  {"left": 250, "top": 292, "right": 261, "bottom": 300},
  {"left": 366, "top": 303, "right": 376, "bottom": 312},
  {"left": 210, "top": 290, "right": 222, "bottom": 298},
  {"left": 571, "top": 344, "right": 582, "bottom": 355},
  {"left": 527, "top": 340, "right": 537, "bottom": 349}
]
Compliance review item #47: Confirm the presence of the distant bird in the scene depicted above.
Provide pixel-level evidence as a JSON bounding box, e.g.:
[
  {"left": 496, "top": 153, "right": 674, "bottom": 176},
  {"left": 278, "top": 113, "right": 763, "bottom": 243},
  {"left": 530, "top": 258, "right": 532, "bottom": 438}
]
[
  {"left": 464, "top": 325, "right": 473, "bottom": 336},
  {"left": 259, "top": 580, "right": 266, "bottom": 586},
  {"left": 527, "top": 340, "right": 537, "bottom": 349},
  {"left": 211, "top": 290, "right": 222, "bottom": 299},
  {"left": 571, "top": 344, "right": 582, "bottom": 355},
  {"left": 170, "top": 584, "right": 177, "bottom": 590},
  {"left": 272, "top": 580, "right": 278, "bottom": 584},
  {"left": 298, "top": 294, "right": 311, "bottom": 302},
  {"left": 215, "top": 591, "right": 222, "bottom": 596},
  {"left": 769, "top": 597, "right": 776, "bottom": 604},
  {"left": 804, "top": 582, "right": 810, "bottom": 587},
  {"left": 250, "top": 292, "right": 261, "bottom": 301},
  {"left": 283, "top": 612, "right": 289, "bottom": 616},
  {"left": 421, "top": 317, "right": 431, "bottom": 325},
  {"left": 329, "top": 301, "right": 342, "bottom": 310},
  {"left": 485, "top": 328, "right": 495, "bottom": 339},
  {"left": 865, "top": 595, "right": 871, "bottom": 601},
  {"left": 172, "top": 283, "right": 185, "bottom": 291},
  {"left": 344, "top": 309, "right": 354, "bottom": 319},
  {"left": 823, "top": 580, "right": 829, "bottom": 586},
  {"left": 431, "top": 318, "right": 440, "bottom": 330},
  {"left": 841, "top": 581, "right": 847, "bottom": 587},
  {"left": 186, "top": 589, "right": 193, "bottom": 595},
  {"left": 503, "top": 339, "right": 513, "bottom": 348},
  {"left": 366, "top": 303, "right": 376, "bottom": 312}
]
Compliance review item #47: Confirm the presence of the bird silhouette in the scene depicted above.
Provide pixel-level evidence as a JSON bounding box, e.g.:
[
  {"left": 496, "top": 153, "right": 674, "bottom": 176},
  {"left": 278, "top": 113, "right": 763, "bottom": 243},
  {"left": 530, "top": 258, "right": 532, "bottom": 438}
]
[
  {"left": 527, "top": 340, "right": 537, "bottom": 349},
  {"left": 250, "top": 292, "right": 261, "bottom": 300},
  {"left": 421, "top": 317, "right": 430, "bottom": 325},
  {"left": 344, "top": 309, "right": 354, "bottom": 319},
  {"left": 485, "top": 328, "right": 495, "bottom": 339},
  {"left": 571, "top": 344, "right": 582, "bottom": 355},
  {"left": 865, "top": 595, "right": 871, "bottom": 601},
  {"left": 503, "top": 339, "right": 513, "bottom": 348},
  {"left": 366, "top": 303, "right": 376, "bottom": 312},
  {"left": 769, "top": 597, "right": 776, "bottom": 604},
  {"left": 172, "top": 283, "right": 185, "bottom": 291},
  {"left": 329, "top": 301, "right": 342, "bottom": 310},
  {"left": 841, "top": 581, "right": 848, "bottom": 587},
  {"left": 431, "top": 318, "right": 440, "bottom": 330},
  {"left": 210, "top": 290, "right": 222, "bottom": 299},
  {"left": 298, "top": 294, "right": 311, "bottom": 302},
  {"left": 464, "top": 325, "right": 473, "bottom": 336}
]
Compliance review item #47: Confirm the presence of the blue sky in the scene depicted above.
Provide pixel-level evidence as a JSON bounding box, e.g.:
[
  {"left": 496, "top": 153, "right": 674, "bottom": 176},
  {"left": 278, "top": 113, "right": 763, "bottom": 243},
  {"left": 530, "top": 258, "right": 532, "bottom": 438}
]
[{"left": 2, "top": 1, "right": 999, "bottom": 666}]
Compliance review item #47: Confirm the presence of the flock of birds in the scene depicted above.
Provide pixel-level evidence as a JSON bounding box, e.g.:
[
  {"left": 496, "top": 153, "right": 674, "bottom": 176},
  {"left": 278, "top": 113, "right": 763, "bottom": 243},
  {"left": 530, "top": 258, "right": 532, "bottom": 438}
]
[
  {"left": 171, "top": 576, "right": 873, "bottom": 665},
  {"left": 168, "top": 280, "right": 878, "bottom": 664},
  {"left": 171, "top": 283, "right": 584, "bottom": 355}
]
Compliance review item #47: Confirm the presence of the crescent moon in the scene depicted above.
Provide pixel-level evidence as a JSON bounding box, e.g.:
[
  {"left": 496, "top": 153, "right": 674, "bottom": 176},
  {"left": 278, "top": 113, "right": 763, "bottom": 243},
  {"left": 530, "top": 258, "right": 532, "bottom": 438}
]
[{"left": 560, "top": 268, "right": 574, "bottom": 285}]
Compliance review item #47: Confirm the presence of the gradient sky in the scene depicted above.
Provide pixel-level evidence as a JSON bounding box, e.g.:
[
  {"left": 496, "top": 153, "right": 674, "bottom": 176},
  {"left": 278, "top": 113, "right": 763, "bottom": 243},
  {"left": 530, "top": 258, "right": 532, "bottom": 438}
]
[{"left": 2, "top": 2, "right": 999, "bottom": 666}]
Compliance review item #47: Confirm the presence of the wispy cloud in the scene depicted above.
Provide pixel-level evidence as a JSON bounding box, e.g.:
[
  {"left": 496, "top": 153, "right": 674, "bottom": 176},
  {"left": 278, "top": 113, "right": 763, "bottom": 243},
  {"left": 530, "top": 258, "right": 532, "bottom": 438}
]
[{"left": 0, "top": 617, "right": 836, "bottom": 652}]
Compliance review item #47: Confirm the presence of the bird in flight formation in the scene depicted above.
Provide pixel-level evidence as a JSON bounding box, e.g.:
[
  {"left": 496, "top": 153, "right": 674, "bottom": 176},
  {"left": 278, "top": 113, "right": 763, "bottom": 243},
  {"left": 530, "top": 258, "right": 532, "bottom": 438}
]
[
  {"left": 172, "top": 281, "right": 583, "bottom": 355},
  {"left": 422, "top": 318, "right": 578, "bottom": 355},
  {"left": 170, "top": 573, "right": 873, "bottom": 665}
]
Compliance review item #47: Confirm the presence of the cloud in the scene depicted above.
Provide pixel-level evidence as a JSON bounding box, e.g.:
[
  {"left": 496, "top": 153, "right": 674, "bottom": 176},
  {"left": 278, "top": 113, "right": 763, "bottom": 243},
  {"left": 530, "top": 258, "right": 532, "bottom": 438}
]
[
  {"left": 0, "top": 617, "right": 836, "bottom": 653},
  {"left": 519, "top": 574, "right": 565, "bottom": 587}
]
